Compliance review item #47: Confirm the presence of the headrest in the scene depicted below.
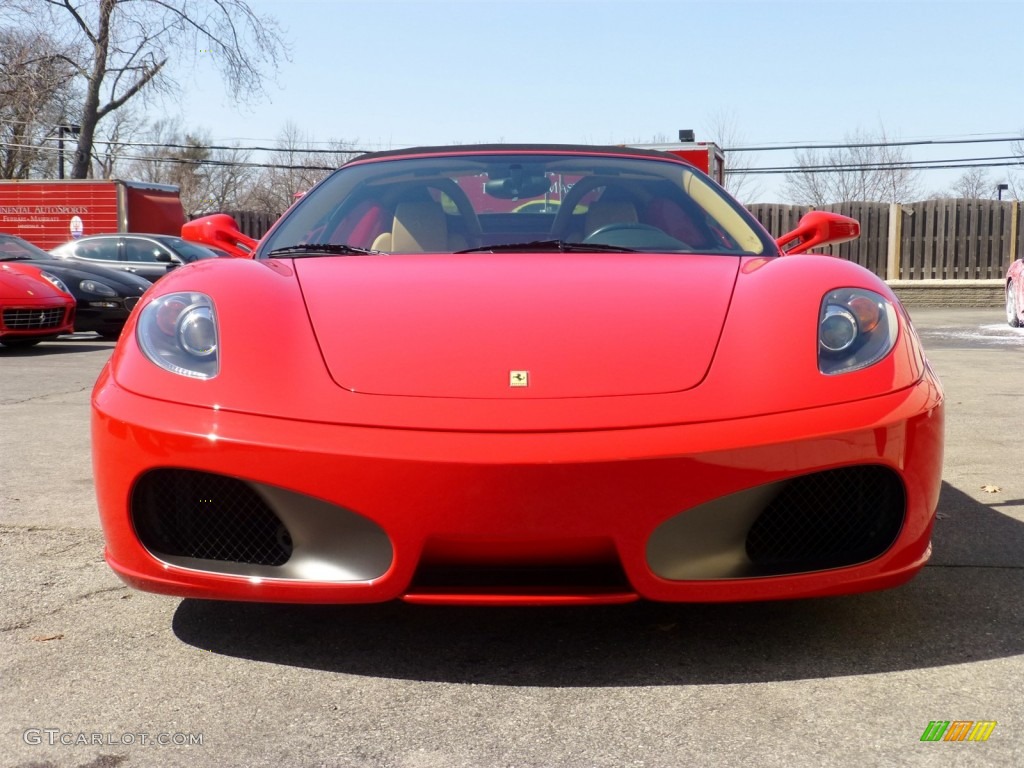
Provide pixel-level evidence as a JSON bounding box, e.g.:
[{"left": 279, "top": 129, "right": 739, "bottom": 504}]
[{"left": 392, "top": 201, "right": 448, "bottom": 252}]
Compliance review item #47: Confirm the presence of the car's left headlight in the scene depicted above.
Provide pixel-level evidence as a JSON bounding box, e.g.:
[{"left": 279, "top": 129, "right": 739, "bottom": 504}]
[
  {"left": 818, "top": 288, "right": 898, "bottom": 375},
  {"left": 39, "top": 271, "right": 71, "bottom": 295},
  {"left": 136, "top": 292, "right": 219, "bottom": 379}
]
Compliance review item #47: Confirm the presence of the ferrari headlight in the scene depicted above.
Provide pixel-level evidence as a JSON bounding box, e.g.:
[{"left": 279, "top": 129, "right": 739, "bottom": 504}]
[
  {"left": 818, "top": 288, "right": 897, "bottom": 375},
  {"left": 40, "top": 271, "right": 70, "bottom": 295},
  {"left": 137, "top": 292, "right": 219, "bottom": 379}
]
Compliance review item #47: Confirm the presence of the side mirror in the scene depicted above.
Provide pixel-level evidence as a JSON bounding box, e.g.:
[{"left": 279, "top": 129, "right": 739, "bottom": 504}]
[
  {"left": 776, "top": 211, "right": 860, "bottom": 254},
  {"left": 182, "top": 213, "right": 258, "bottom": 258}
]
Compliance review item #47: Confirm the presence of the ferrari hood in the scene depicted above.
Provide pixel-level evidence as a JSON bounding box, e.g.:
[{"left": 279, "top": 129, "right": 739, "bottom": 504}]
[
  {"left": 295, "top": 253, "right": 740, "bottom": 399},
  {"left": 0, "top": 263, "right": 61, "bottom": 300}
]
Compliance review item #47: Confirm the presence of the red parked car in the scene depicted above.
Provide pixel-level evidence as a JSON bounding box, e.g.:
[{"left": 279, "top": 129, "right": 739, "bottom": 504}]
[
  {"left": 0, "top": 262, "right": 75, "bottom": 348},
  {"left": 1006, "top": 257, "right": 1024, "bottom": 327},
  {"left": 93, "top": 144, "right": 944, "bottom": 605}
]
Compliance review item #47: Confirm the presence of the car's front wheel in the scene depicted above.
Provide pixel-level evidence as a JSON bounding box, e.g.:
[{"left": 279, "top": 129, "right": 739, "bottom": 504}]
[{"left": 1008, "top": 280, "right": 1022, "bottom": 328}]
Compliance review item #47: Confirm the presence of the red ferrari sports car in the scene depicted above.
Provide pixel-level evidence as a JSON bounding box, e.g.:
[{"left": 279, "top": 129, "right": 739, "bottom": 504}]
[
  {"left": 1, "top": 262, "right": 75, "bottom": 347},
  {"left": 93, "top": 145, "right": 944, "bottom": 605},
  {"left": 1006, "top": 257, "right": 1024, "bottom": 327}
]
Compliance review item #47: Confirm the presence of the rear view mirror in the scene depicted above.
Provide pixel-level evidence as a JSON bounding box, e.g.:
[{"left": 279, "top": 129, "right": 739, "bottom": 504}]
[
  {"left": 777, "top": 211, "right": 860, "bottom": 254},
  {"left": 485, "top": 175, "right": 553, "bottom": 200},
  {"left": 182, "top": 213, "right": 257, "bottom": 258},
  {"left": 484, "top": 164, "right": 553, "bottom": 200}
]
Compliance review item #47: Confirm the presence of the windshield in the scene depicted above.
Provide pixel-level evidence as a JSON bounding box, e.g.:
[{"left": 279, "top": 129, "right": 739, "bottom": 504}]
[
  {"left": 258, "top": 151, "right": 775, "bottom": 257},
  {"left": 0, "top": 234, "right": 52, "bottom": 261}
]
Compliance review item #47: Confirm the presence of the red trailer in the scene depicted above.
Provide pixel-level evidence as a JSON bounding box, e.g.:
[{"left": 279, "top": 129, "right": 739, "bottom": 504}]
[
  {"left": 0, "top": 179, "right": 185, "bottom": 250},
  {"left": 627, "top": 140, "right": 726, "bottom": 185}
]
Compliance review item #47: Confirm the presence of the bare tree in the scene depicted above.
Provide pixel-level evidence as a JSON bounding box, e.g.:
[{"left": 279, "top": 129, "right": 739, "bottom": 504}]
[
  {"left": 1003, "top": 133, "right": 1024, "bottom": 200},
  {"left": 90, "top": 104, "right": 146, "bottom": 179},
  {"left": 702, "top": 109, "right": 764, "bottom": 203},
  {"left": 1005, "top": 175, "right": 1023, "bottom": 202},
  {"left": 0, "top": 28, "right": 78, "bottom": 178},
  {"left": 783, "top": 127, "right": 922, "bottom": 205},
  {"left": 946, "top": 167, "right": 999, "bottom": 199},
  {"left": 6, "top": 0, "right": 287, "bottom": 178},
  {"left": 200, "top": 145, "right": 257, "bottom": 214},
  {"left": 243, "top": 123, "right": 358, "bottom": 214},
  {"left": 117, "top": 120, "right": 255, "bottom": 215}
]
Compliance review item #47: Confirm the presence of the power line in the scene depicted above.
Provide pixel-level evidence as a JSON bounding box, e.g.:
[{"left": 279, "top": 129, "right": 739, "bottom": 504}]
[
  {"left": 3, "top": 136, "right": 1024, "bottom": 177},
  {"left": 732, "top": 155, "right": 1024, "bottom": 175},
  {"left": 5, "top": 116, "right": 1023, "bottom": 156},
  {"left": 734, "top": 160, "right": 1024, "bottom": 176},
  {"left": 0, "top": 139, "right": 339, "bottom": 171},
  {"left": 56, "top": 134, "right": 1024, "bottom": 156},
  {"left": 725, "top": 135, "right": 1023, "bottom": 152},
  {"left": 96, "top": 135, "right": 1024, "bottom": 156},
  {"left": 91, "top": 138, "right": 368, "bottom": 155}
]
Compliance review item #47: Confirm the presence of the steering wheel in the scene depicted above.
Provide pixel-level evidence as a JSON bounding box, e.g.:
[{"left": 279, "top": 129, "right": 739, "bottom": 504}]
[
  {"left": 583, "top": 222, "right": 691, "bottom": 251},
  {"left": 584, "top": 222, "right": 664, "bottom": 241}
]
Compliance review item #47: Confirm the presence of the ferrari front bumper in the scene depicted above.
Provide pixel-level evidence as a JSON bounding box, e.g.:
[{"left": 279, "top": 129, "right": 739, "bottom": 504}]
[{"left": 92, "top": 369, "right": 943, "bottom": 605}]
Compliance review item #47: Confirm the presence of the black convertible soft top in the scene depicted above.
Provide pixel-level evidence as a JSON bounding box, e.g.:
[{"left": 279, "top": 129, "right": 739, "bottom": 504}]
[{"left": 346, "top": 143, "right": 686, "bottom": 166}]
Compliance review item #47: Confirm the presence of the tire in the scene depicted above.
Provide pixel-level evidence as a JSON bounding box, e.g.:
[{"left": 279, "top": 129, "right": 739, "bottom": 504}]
[{"left": 1008, "top": 280, "right": 1023, "bottom": 328}]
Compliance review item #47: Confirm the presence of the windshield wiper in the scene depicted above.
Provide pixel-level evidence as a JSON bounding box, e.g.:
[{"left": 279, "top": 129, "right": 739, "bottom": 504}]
[
  {"left": 455, "top": 239, "right": 637, "bottom": 254},
  {"left": 266, "top": 243, "right": 380, "bottom": 257}
]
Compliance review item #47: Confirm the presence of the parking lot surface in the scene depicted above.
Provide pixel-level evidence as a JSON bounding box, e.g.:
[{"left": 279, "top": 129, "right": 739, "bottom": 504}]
[{"left": 2, "top": 307, "right": 1022, "bottom": 767}]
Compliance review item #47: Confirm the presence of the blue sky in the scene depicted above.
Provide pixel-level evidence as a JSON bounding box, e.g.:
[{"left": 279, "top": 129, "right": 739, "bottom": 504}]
[{"left": 172, "top": 0, "right": 1024, "bottom": 200}]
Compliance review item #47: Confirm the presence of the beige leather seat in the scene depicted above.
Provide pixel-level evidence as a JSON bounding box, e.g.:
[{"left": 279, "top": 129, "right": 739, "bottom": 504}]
[
  {"left": 583, "top": 201, "right": 638, "bottom": 237},
  {"left": 373, "top": 200, "right": 466, "bottom": 252}
]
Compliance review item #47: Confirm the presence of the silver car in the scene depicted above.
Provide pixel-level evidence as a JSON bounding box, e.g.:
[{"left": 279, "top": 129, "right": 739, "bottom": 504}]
[{"left": 51, "top": 234, "right": 228, "bottom": 282}]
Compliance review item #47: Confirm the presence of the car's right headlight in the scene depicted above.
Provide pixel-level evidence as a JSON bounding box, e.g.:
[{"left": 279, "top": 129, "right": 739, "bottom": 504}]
[
  {"left": 818, "top": 288, "right": 898, "bottom": 375},
  {"left": 136, "top": 292, "right": 219, "bottom": 379}
]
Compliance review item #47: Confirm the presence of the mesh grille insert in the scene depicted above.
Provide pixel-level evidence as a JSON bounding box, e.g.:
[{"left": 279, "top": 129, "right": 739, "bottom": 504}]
[
  {"left": 745, "top": 465, "right": 905, "bottom": 573},
  {"left": 132, "top": 469, "right": 292, "bottom": 566}
]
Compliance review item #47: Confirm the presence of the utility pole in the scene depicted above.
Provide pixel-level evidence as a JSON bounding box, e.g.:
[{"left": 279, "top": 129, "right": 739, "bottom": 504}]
[{"left": 57, "top": 124, "right": 80, "bottom": 179}]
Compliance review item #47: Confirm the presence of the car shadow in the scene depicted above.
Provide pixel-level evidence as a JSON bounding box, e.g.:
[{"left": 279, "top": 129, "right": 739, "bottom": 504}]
[
  {"left": 0, "top": 336, "right": 114, "bottom": 355},
  {"left": 171, "top": 481, "right": 1024, "bottom": 686}
]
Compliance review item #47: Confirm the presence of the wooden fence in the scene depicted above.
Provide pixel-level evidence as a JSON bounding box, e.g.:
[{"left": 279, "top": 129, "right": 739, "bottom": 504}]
[
  {"left": 748, "top": 199, "right": 1018, "bottom": 280},
  {"left": 226, "top": 210, "right": 279, "bottom": 240},
  {"left": 219, "top": 199, "right": 1020, "bottom": 281}
]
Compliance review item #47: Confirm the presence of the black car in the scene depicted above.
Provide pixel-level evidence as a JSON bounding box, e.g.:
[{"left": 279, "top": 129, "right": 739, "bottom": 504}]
[
  {"left": 50, "top": 233, "right": 228, "bottom": 282},
  {"left": 0, "top": 233, "right": 151, "bottom": 338}
]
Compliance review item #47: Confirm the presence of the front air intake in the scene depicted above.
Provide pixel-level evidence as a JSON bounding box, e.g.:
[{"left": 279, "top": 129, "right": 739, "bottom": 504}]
[
  {"left": 744, "top": 465, "right": 905, "bottom": 573},
  {"left": 132, "top": 469, "right": 292, "bottom": 566}
]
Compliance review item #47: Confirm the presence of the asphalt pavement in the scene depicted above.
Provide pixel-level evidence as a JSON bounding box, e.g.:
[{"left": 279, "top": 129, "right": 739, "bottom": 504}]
[{"left": 1, "top": 308, "right": 1022, "bottom": 768}]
